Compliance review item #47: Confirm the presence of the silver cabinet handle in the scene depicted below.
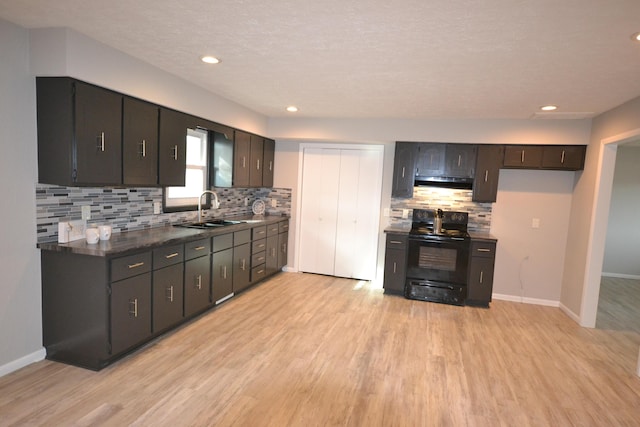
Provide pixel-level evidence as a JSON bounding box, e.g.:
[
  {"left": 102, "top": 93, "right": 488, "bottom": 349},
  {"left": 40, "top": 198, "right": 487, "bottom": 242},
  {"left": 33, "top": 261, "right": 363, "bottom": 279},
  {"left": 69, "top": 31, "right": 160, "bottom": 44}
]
[
  {"left": 222, "top": 265, "right": 227, "bottom": 279},
  {"left": 128, "top": 262, "right": 145, "bottom": 269},
  {"left": 401, "top": 166, "right": 405, "bottom": 178},
  {"left": 393, "top": 261, "right": 397, "bottom": 273},
  {"left": 97, "top": 132, "right": 105, "bottom": 152},
  {"left": 477, "top": 248, "right": 491, "bottom": 252},
  {"left": 165, "top": 252, "right": 179, "bottom": 259},
  {"left": 141, "top": 140, "right": 146, "bottom": 158},
  {"left": 129, "top": 298, "right": 138, "bottom": 317},
  {"left": 283, "top": 243, "right": 287, "bottom": 253},
  {"left": 257, "top": 159, "right": 260, "bottom": 171},
  {"left": 479, "top": 271, "right": 484, "bottom": 284},
  {"left": 271, "top": 248, "right": 276, "bottom": 257},
  {"left": 172, "top": 145, "right": 178, "bottom": 160},
  {"left": 257, "top": 269, "right": 264, "bottom": 275},
  {"left": 521, "top": 150, "right": 525, "bottom": 163},
  {"left": 257, "top": 243, "right": 265, "bottom": 249},
  {"left": 457, "top": 154, "right": 462, "bottom": 167},
  {"left": 561, "top": 150, "right": 566, "bottom": 164},
  {"left": 269, "top": 160, "right": 273, "bottom": 172},
  {"left": 242, "top": 156, "right": 246, "bottom": 168},
  {"left": 196, "top": 274, "right": 202, "bottom": 290},
  {"left": 194, "top": 246, "right": 206, "bottom": 251},
  {"left": 484, "top": 170, "right": 489, "bottom": 182},
  {"left": 167, "top": 285, "right": 174, "bottom": 302},
  {"left": 389, "top": 240, "right": 402, "bottom": 245},
  {"left": 241, "top": 258, "right": 246, "bottom": 271},
  {"left": 256, "top": 256, "right": 265, "bottom": 262}
]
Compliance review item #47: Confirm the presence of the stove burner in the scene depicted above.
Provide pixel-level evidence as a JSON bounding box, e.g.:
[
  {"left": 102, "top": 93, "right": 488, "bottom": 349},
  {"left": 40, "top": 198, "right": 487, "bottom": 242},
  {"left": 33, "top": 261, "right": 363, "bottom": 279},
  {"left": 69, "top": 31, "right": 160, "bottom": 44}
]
[{"left": 409, "top": 226, "right": 469, "bottom": 238}]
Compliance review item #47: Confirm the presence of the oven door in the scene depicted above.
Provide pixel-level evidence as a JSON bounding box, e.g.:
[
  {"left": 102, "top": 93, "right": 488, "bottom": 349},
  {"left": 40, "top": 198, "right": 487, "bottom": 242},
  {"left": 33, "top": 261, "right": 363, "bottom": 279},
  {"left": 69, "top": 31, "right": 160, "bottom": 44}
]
[{"left": 406, "top": 237, "right": 469, "bottom": 285}]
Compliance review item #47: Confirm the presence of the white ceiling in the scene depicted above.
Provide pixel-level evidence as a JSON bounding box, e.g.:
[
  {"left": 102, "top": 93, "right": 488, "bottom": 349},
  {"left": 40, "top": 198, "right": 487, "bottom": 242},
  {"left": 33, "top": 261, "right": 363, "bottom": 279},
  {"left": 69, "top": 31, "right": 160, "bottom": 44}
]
[{"left": 1, "top": 0, "right": 640, "bottom": 120}]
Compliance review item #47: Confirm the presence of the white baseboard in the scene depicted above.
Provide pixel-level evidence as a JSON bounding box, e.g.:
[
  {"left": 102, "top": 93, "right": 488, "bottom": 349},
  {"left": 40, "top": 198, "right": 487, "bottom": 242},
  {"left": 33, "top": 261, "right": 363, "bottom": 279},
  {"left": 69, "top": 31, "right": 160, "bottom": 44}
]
[
  {"left": 559, "top": 302, "right": 581, "bottom": 324},
  {"left": 0, "top": 348, "right": 46, "bottom": 378},
  {"left": 492, "top": 293, "right": 560, "bottom": 307},
  {"left": 601, "top": 272, "right": 640, "bottom": 280}
]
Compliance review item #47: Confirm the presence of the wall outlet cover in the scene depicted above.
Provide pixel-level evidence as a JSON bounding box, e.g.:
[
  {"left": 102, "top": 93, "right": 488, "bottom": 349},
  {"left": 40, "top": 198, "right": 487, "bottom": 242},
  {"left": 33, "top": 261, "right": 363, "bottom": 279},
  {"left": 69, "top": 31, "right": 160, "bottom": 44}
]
[
  {"left": 81, "top": 205, "right": 91, "bottom": 220},
  {"left": 271, "top": 199, "right": 277, "bottom": 208},
  {"left": 153, "top": 201, "right": 162, "bottom": 215},
  {"left": 58, "top": 220, "right": 86, "bottom": 243}
]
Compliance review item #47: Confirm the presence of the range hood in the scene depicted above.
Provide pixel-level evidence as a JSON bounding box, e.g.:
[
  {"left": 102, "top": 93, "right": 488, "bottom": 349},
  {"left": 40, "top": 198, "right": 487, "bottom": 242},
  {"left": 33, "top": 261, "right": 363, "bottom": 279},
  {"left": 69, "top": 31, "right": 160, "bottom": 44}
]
[{"left": 414, "top": 176, "right": 473, "bottom": 190}]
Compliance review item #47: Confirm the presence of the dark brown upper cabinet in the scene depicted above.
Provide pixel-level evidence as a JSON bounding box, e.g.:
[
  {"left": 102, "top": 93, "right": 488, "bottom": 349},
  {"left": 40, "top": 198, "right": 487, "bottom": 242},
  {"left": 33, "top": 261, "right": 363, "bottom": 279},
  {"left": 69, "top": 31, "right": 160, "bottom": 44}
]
[
  {"left": 503, "top": 145, "right": 543, "bottom": 168},
  {"left": 158, "top": 108, "right": 190, "bottom": 187},
  {"left": 249, "top": 135, "right": 264, "bottom": 187},
  {"left": 541, "top": 146, "right": 586, "bottom": 170},
  {"left": 36, "top": 77, "right": 123, "bottom": 186},
  {"left": 262, "top": 138, "right": 275, "bottom": 188},
  {"left": 444, "top": 144, "right": 477, "bottom": 178},
  {"left": 123, "top": 97, "right": 159, "bottom": 186},
  {"left": 415, "top": 143, "right": 445, "bottom": 177},
  {"left": 234, "top": 130, "right": 251, "bottom": 187},
  {"left": 472, "top": 145, "right": 504, "bottom": 203},
  {"left": 391, "top": 142, "right": 418, "bottom": 198}
]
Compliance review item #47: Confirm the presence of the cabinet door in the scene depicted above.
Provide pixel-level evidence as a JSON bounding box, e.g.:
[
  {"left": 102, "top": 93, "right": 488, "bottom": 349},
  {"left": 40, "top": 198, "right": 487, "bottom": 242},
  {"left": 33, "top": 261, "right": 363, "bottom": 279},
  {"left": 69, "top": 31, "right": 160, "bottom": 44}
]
[
  {"left": 542, "top": 146, "right": 586, "bottom": 170},
  {"left": 383, "top": 234, "right": 408, "bottom": 294},
  {"left": 249, "top": 135, "right": 264, "bottom": 187},
  {"left": 123, "top": 97, "right": 159, "bottom": 186},
  {"left": 278, "top": 231, "right": 288, "bottom": 270},
  {"left": 158, "top": 108, "right": 188, "bottom": 186},
  {"left": 473, "top": 145, "right": 504, "bottom": 203},
  {"left": 444, "top": 144, "right": 476, "bottom": 178},
  {"left": 152, "top": 263, "right": 184, "bottom": 333},
  {"left": 211, "top": 126, "right": 235, "bottom": 187},
  {"left": 415, "top": 143, "right": 445, "bottom": 177},
  {"left": 265, "top": 235, "right": 279, "bottom": 276},
  {"left": 503, "top": 145, "right": 543, "bottom": 168},
  {"left": 262, "top": 138, "right": 275, "bottom": 188},
  {"left": 233, "top": 243, "right": 251, "bottom": 293},
  {"left": 392, "top": 142, "right": 417, "bottom": 197},
  {"left": 184, "top": 255, "right": 211, "bottom": 317},
  {"left": 110, "top": 273, "right": 151, "bottom": 355},
  {"left": 467, "top": 257, "right": 495, "bottom": 306},
  {"left": 234, "top": 130, "right": 251, "bottom": 187},
  {"left": 75, "top": 81, "right": 123, "bottom": 185},
  {"left": 212, "top": 248, "right": 233, "bottom": 303}
]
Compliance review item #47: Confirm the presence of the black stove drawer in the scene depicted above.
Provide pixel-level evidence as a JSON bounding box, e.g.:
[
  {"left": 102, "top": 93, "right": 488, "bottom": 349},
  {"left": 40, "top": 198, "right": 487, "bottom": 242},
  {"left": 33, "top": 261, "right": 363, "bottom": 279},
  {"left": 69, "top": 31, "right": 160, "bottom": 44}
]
[{"left": 405, "top": 280, "right": 466, "bottom": 306}]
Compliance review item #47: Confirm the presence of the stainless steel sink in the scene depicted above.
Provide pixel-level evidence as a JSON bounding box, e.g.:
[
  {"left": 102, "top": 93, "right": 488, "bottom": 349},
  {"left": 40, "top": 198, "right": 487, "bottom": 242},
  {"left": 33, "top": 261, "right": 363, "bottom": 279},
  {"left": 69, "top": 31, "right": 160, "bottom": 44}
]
[{"left": 174, "top": 219, "right": 243, "bottom": 229}]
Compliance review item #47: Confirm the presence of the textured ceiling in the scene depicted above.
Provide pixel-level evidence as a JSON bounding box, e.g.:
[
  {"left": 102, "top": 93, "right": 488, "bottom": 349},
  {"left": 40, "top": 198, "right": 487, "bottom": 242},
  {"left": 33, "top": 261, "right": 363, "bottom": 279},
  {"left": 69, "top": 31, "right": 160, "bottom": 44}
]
[{"left": 1, "top": 0, "right": 640, "bottom": 119}]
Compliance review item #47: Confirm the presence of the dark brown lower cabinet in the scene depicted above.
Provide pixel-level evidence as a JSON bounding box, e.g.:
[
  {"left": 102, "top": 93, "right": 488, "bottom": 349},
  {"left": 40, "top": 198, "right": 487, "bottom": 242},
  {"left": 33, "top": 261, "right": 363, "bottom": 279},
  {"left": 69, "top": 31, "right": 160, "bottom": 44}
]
[
  {"left": 152, "top": 263, "right": 184, "bottom": 333},
  {"left": 233, "top": 243, "right": 251, "bottom": 293},
  {"left": 212, "top": 248, "right": 233, "bottom": 303},
  {"left": 111, "top": 273, "right": 152, "bottom": 355},
  {"left": 383, "top": 233, "right": 408, "bottom": 294},
  {"left": 278, "top": 231, "right": 288, "bottom": 269},
  {"left": 184, "top": 255, "right": 212, "bottom": 317},
  {"left": 466, "top": 241, "right": 497, "bottom": 307}
]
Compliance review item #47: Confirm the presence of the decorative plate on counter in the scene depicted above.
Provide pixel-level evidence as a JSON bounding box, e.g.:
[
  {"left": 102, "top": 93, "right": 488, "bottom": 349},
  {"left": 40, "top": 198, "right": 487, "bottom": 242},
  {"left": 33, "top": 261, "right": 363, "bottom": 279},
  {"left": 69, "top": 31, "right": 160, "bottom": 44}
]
[{"left": 252, "top": 199, "right": 265, "bottom": 215}]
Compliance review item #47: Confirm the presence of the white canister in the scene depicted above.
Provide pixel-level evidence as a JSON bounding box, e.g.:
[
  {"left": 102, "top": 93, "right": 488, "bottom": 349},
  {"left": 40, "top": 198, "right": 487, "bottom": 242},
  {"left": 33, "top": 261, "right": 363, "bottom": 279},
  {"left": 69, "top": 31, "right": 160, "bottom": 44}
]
[
  {"left": 98, "top": 225, "right": 112, "bottom": 241},
  {"left": 85, "top": 227, "right": 100, "bottom": 244}
]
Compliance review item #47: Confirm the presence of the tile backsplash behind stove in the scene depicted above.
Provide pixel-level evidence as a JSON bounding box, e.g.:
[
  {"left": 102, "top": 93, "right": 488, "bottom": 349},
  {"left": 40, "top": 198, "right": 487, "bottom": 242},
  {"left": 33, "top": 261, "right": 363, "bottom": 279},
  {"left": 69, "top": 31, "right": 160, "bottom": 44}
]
[
  {"left": 390, "top": 186, "right": 492, "bottom": 232},
  {"left": 36, "top": 184, "right": 292, "bottom": 243}
]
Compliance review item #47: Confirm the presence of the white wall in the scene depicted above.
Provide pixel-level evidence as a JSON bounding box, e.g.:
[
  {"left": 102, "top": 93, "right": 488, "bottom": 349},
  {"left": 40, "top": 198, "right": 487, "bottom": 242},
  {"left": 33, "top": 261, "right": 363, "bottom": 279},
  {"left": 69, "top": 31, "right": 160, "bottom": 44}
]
[
  {"left": 491, "top": 170, "right": 575, "bottom": 304},
  {"left": 0, "top": 19, "right": 44, "bottom": 374},
  {"left": 269, "top": 118, "right": 591, "bottom": 302},
  {"left": 602, "top": 145, "right": 640, "bottom": 277}
]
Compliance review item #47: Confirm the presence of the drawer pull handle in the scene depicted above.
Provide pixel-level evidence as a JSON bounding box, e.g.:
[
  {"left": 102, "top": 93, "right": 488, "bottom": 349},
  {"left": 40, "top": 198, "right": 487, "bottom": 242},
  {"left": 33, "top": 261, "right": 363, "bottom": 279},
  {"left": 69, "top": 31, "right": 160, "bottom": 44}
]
[
  {"left": 165, "top": 252, "right": 179, "bottom": 259},
  {"left": 241, "top": 259, "right": 246, "bottom": 271},
  {"left": 561, "top": 150, "right": 566, "bottom": 164},
  {"left": 257, "top": 256, "right": 265, "bottom": 262},
  {"left": 167, "top": 285, "right": 174, "bottom": 302},
  {"left": 389, "top": 240, "right": 403, "bottom": 244},
  {"left": 194, "top": 246, "right": 206, "bottom": 251},
  {"left": 196, "top": 275, "right": 202, "bottom": 290},
  {"left": 477, "top": 248, "right": 491, "bottom": 252},
  {"left": 257, "top": 269, "right": 264, "bottom": 274},
  {"left": 258, "top": 244, "right": 265, "bottom": 249},
  {"left": 97, "top": 132, "right": 105, "bottom": 152},
  {"left": 129, "top": 298, "right": 138, "bottom": 317},
  {"left": 140, "top": 139, "right": 146, "bottom": 158},
  {"left": 127, "top": 262, "right": 145, "bottom": 269},
  {"left": 521, "top": 150, "right": 525, "bottom": 163}
]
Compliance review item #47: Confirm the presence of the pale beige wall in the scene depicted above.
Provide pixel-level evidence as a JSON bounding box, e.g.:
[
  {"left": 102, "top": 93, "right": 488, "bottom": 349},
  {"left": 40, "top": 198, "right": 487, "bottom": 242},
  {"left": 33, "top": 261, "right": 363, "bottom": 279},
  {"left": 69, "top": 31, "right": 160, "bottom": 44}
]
[{"left": 561, "top": 96, "right": 640, "bottom": 321}]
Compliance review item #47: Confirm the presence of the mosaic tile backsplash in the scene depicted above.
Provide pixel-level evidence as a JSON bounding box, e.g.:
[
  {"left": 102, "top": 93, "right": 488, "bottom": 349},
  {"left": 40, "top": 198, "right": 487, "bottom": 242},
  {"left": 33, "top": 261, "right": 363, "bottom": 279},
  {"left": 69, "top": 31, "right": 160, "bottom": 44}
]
[
  {"left": 36, "top": 184, "right": 292, "bottom": 243},
  {"left": 389, "top": 186, "right": 492, "bottom": 232}
]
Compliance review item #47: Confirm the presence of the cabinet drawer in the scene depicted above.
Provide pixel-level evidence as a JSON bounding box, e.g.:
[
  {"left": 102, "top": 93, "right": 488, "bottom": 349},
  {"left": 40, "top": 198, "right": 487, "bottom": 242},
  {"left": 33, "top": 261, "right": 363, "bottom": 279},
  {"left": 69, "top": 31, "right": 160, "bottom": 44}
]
[
  {"left": 213, "top": 233, "right": 233, "bottom": 252},
  {"left": 252, "top": 225, "right": 267, "bottom": 240},
  {"left": 251, "top": 264, "right": 266, "bottom": 282},
  {"left": 279, "top": 221, "right": 289, "bottom": 233},
  {"left": 153, "top": 244, "right": 184, "bottom": 270},
  {"left": 251, "top": 252, "right": 266, "bottom": 266},
  {"left": 185, "top": 238, "right": 211, "bottom": 260},
  {"left": 266, "top": 223, "right": 280, "bottom": 236},
  {"left": 111, "top": 251, "right": 152, "bottom": 282},
  {"left": 470, "top": 241, "right": 496, "bottom": 258},
  {"left": 386, "top": 234, "right": 408, "bottom": 250},
  {"left": 234, "top": 229, "right": 251, "bottom": 246},
  {"left": 252, "top": 238, "right": 267, "bottom": 254}
]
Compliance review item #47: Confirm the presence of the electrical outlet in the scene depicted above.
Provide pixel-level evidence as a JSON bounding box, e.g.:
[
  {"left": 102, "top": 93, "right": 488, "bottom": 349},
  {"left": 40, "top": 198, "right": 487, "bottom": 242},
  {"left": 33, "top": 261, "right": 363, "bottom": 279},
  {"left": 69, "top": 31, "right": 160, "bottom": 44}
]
[
  {"left": 81, "top": 205, "right": 91, "bottom": 220},
  {"left": 383, "top": 208, "right": 390, "bottom": 217},
  {"left": 271, "top": 199, "right": 277, "bottom": 208},
  {"left": 532, "top": 218, "right": 540, "bottom": 228},
  {"left": 402, "top": 209, "right": 409, "bottom": 219},
  {"left": 153, "top": 201, "right": 162, "bottom": 215},
  {"left": 245, "top": 197, "right": 249, "bottom": 207}
]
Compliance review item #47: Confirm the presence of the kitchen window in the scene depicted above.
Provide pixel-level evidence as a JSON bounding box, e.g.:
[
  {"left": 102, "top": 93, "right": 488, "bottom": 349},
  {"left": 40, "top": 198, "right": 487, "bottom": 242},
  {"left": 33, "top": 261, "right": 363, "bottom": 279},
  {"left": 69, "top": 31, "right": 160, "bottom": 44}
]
[{"left": 163, "top": 128, "right": 209, "bottom": 211}]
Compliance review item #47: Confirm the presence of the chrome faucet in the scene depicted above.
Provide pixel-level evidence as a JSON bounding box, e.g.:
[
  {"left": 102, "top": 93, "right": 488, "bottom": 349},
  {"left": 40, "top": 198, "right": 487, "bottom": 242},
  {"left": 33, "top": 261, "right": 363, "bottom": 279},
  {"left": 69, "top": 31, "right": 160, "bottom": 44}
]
[{"left": 197, "top": 190, "right": 220, "bottom": 223}]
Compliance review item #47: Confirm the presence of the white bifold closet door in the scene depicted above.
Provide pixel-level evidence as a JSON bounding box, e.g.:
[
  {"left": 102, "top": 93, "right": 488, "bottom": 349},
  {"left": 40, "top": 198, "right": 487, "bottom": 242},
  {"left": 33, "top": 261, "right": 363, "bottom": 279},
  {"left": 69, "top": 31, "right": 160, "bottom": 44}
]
[{"left": 298, "top": 146, "right": 382, "bottom": 280}]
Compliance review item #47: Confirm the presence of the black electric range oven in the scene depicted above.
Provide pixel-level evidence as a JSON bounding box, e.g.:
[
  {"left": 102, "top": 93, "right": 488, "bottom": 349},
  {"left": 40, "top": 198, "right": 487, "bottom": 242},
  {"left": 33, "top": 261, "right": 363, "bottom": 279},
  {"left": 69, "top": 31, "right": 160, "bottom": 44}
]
[{"left": 405, "top": 209, "right": 470, "bottom": 306}]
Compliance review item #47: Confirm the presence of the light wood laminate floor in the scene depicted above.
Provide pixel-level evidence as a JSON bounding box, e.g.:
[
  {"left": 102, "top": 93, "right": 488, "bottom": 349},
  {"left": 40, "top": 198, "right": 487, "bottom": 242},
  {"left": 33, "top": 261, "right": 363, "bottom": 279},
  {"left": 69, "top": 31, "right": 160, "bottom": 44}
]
[
  {"left": 2, "top": 272, "right": 640, "bottom": 426},
  {"left": 597, "top": 276, "right": 640, "bottom": 335}
]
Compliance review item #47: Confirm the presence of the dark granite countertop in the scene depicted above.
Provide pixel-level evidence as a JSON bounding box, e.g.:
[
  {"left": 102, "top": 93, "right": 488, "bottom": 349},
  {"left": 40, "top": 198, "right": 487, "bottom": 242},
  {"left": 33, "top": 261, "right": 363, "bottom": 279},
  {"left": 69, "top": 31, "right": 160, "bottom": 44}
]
[
  {"left": 38, "top": 215, "right": 289, "bottom": 257},
  {"left": 383, "top": 226, "right": 497, "bottom": 242}
]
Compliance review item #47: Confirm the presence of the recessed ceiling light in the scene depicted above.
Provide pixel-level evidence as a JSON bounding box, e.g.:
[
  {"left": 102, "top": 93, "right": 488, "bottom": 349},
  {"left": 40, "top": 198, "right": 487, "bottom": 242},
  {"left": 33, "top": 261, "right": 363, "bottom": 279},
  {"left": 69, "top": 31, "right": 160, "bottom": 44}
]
[
  {"left": 631, "top": 32, "right": 640, "bottom": 42},
  {"left": 201, "top": 55, "right": 220, "bottom": 64},
  {"left": 286, "top": 106, "right": 298, "bottom": 112},
  {"left": 540, "top": 105, "right": 557, "bottom": 111}
]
